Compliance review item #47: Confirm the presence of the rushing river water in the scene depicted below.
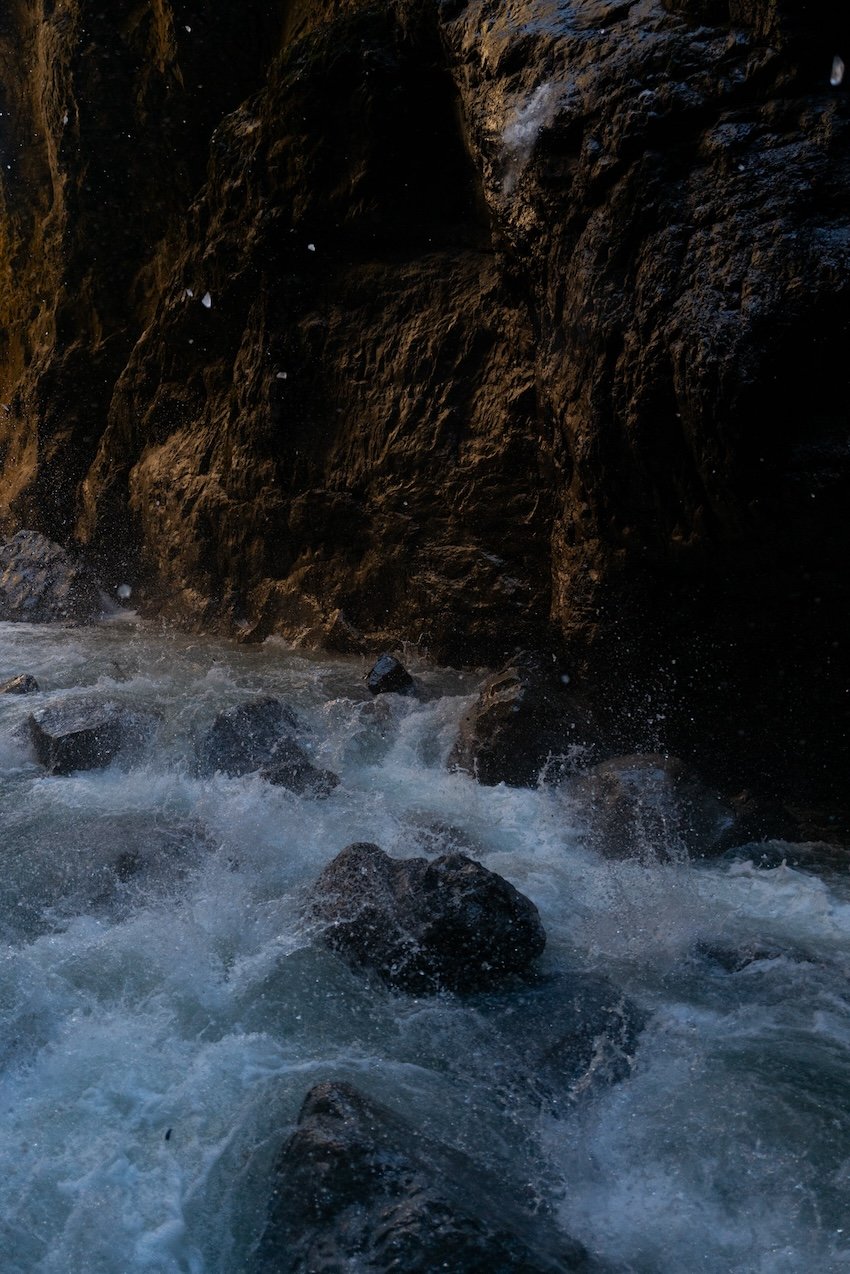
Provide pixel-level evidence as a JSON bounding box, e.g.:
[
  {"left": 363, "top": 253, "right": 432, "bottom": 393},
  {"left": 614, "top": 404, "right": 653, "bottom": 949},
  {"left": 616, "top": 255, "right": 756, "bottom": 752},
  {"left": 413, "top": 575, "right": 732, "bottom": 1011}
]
[{"left": 0, "top": 616, "right": 848, "bottom": 1273}]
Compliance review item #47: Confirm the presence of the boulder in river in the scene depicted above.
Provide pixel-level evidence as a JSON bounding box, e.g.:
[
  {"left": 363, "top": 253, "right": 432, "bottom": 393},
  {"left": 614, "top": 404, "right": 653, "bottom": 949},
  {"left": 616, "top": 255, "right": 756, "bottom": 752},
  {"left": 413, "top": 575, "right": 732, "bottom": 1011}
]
[
  {"left": 366, "top": 652, "right": 416, "bottom": 696},
  {"left": 309, "top": 842, "right": 546, "bottom": 993},
  {"left": 0, "top": 673, "right": 38, "bottom": 694},
  {"left": 0, "top": 530, "right": 102, "bottom": 624},
  {"left": 449, "top": 653, "right": 601, "bottom": 787},
  {"left": 255, "top": 1080, "right": 590, "bottom": 1273},
  {"left": 28, "top": 697, "right": 158, "bottom": 774},
  {"left": 564, "top": 753, "right": 734, "bottom": 862},
  {"left": 197, "top": 697, "right": 339, "bottom": 796}
]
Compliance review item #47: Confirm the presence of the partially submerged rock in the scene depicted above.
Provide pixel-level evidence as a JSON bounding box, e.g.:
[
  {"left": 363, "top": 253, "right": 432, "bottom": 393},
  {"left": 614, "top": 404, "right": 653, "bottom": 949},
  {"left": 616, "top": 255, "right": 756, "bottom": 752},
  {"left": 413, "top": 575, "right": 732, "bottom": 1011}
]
[
  {"left": 196, "top": 697, "right": 299, "bottom": 776},
  {"left": 309, "top": 842, "right": 546, "bottom": 993},
  {"left": 28, "top": 698, "right": 157, "bottom": 774},
  {"left": 196, "top": 697, "right": 339, "bottom": 796},
  {"left": 722, "top": 838, "right": 850, "bottom": 875},
  {"left": 0, "top": 673, "right": 38, "bottom": 694},
  {"left": 564, "top": 754, "right": 733, "bottom": 862},
  {"left": 449, "top": 654, "right": 600, "bottom": 787},
  {"left": 366, "top": 652, "right": 415, "bottom": 696},
  {"left": 0, "top": 531, "right": 101, "bottom": 624},
  {"left": 255, "top": 1081, "right": 590, "bottom": 1273}
]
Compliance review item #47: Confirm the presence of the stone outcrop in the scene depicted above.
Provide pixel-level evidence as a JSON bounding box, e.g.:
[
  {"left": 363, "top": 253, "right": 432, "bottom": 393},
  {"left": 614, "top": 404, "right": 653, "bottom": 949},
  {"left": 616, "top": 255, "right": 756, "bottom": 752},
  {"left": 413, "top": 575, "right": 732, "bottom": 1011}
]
[
  {"left": 255, "top": 1080, "right": 591, "bottom": 1273},
  {"left": 0, "top": 1, "right": 847, "bottom": 816},
  {"left": 309, "top": 841, "right": 546, "bottom": 993},
  {"left": 0, "top": 531, "right": 101, "bottom": 623},
  {"left": 28, "top": 697, "right": 157, "bottom": 774},
  {"left": 0, "top": 673, "right": 38, "bottom": 694}
]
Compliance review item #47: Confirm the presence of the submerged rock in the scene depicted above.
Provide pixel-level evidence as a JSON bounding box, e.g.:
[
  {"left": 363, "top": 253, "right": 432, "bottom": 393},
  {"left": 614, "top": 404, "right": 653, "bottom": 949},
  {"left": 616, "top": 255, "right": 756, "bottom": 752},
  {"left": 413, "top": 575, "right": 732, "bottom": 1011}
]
[
  {"left": 0, "top": 531, "right": 101, "bottom": 624},
  {"left": 722, "top": 838, "right": 850, "bottom": 875},
  {"left": 28, "top": 698, "right": 157, "bottom": 774},
  {"left": 0, "top": 673, "right": 38, "bottom": 694},
  {"left": 255, "top": 1081, "right": 590, "bottom": 1273},
  {"left": 366, "top": 652, "right": 416, "bottom": 696},
  {"left": 261, "top": 741, "right": 339, "bottom": 799},
  {"left": 309, "top": 842, "right": 546, "bottom": 993},
  {"left": 449, "top": 654, "right": 600, "bottom": 787},
  {"left": 564, "top": 754, "right": 733, "bottom": 862}
]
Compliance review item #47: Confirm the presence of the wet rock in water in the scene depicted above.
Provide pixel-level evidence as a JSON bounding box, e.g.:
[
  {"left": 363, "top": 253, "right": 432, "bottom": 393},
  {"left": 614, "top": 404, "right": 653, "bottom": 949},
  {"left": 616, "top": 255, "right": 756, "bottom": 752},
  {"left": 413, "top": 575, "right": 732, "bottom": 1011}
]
[
  {"left": 694, "top": 941, "right": 797, "bottom": 974},
  {"left": 722, "top": 838, "right": 850, "bottom": 875},
  {"left": 255, "top": 1081, "right": 590, "bottom": 1274},
  {"left": 195, "top": 697, "right": 299, "bottom": 776},
  {"left": 0, "top": 673, "right": 39, "bottom": 694},
  {"left": 0, "top": 531, "right": 102, "bottom": 624},
  {"left": 28, "top": 697, "right": 157, "bottom": 774},
  {"left": 309, "top": 842, "right": 546, "bottom": 993},
  {"left": 261, "top": 739, "right": 339, "bottom": 799},
  {"left": 449, "top": 654, "right": 600, "bottom": 787},
  {"left": 471, "top": 972, "right": 646, "bottom": 1109},
  {"left": 366, "top": 652, "right": 415, "bottom": 696},
  {"left": 564, "top": 754, "right": 733, "bottom": 862}
]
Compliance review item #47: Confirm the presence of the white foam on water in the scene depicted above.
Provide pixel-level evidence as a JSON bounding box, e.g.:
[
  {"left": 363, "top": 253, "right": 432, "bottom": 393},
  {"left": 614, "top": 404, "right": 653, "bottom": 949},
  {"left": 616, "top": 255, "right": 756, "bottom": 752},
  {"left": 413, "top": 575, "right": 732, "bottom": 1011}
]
[{"left": 0, "top": 621, "right": 848, "bottom": 1270}]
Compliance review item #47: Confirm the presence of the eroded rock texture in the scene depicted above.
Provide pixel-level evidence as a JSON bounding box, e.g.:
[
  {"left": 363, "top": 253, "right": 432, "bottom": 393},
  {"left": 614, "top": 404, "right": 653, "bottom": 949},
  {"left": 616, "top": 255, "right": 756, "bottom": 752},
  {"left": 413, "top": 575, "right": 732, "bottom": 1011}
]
[{"left": 0, "top": 0, "right": 848, "bottom": 810}]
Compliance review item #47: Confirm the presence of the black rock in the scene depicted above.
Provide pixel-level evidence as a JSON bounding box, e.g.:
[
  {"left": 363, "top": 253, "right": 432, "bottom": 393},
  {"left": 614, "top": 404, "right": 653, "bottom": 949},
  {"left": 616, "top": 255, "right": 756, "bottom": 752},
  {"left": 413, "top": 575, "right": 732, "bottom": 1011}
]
[
  {"left": 0, "top": 673, "right": 39, "bottom": 694},
  {"left": 564, "top": 753, "right": 733, "bottom": 862},
  {"left": 309, "top": 842, "right": 546, "bottom": 993},
  {"left": 28, "top": 698, "right": 157, "bottom": 774},
  {"left": 254, "top": 1081, "right": 591, "bottom": 1274},
  {"left": 196, "top": 697, "right": 299, "bottom": 776},
  {"left": 0, "top": 530, "right": 101, "bottom": 624},
  {"left": 261, "top": 738, "right": 340, "bottom": 799},
  {"left": 366, "top": 652, "right": 415, "bottom": 696},
  {"left": 449, "top": 654, "right": 600, "bottom": 787},
  {"left": 721, "top": 838, "right": 850, "bottom": 874}
]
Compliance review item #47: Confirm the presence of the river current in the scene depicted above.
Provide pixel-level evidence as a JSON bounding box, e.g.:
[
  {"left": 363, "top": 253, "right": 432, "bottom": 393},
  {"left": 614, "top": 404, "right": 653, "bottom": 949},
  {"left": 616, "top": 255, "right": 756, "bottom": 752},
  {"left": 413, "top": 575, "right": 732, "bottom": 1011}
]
[{"left": 0, "top": 616, "right": 848, "bottom": 1273}]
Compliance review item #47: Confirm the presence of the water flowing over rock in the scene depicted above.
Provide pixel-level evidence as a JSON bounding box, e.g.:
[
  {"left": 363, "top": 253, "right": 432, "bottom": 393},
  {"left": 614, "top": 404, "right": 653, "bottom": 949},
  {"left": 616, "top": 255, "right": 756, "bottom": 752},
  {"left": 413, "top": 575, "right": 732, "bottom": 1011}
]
[
  {"left": 255, "top": 1080, "right": 592, "bottom": 1273},
  {"left": 309, "top": 841, "right": 546, "bottom": 993},
  {"left": 0, "top": 532, "right": 101, "bottom": 624},
  {"left": 196, "top": 696, "right": 338, "bottom": 795},
  {"left": 449, "top": 654, "right": 601, "bottom": 787},
  {"left": 28, "top": 698, "right": 158, "bottom": 774}
]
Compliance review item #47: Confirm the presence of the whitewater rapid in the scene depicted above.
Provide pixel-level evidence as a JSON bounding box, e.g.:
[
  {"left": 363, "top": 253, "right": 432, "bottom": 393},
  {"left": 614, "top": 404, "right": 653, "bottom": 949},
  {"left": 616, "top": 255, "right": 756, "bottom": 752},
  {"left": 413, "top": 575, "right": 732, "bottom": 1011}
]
[{"left": 0, "top": 617, "right": 848, "bottom": 1273}]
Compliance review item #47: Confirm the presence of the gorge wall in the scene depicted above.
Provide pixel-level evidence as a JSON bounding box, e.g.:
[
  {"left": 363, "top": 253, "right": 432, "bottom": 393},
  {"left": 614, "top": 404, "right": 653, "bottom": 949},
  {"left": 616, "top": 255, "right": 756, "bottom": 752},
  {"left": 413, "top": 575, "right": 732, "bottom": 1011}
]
[{"left": 0, "top": 0, "right": 848, "bottom": 810}]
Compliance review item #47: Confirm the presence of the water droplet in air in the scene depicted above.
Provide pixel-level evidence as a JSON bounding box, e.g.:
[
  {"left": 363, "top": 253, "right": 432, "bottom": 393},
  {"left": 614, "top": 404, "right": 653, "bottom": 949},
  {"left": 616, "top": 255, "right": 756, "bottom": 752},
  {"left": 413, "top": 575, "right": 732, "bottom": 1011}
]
[
  {"left": 831, "top": 56, "right": 845, "bottom": 86},
  {"left": 117, "top": 583, "right": 132, "bottom": 600},
  {"left": 307, "top": 243, "right": 316, "bottom": 252},
  {"left": 185, "top": 288, "right": 194, "bottom": 298},
  {"left": 201, "top": 292, "right": 212, "bottom": 308},
  {"left": 276, "top": 372, "right": 287, "bottom": 379}
]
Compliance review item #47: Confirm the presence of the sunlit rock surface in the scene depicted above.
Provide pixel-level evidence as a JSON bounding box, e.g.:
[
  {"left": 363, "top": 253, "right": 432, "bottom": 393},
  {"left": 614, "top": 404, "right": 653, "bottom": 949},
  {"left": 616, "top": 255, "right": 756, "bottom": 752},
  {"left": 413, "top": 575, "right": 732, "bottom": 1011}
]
[{"left": 0, "top": 0, "right": 847, "bottom": 818}]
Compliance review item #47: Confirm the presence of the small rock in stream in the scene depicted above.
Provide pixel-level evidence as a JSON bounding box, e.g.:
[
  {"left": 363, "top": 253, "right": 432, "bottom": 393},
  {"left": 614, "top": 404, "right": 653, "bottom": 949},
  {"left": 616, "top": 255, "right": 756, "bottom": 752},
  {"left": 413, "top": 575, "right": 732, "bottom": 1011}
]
[
  {"left": 366, "top": 651, "right": 416, "bottom": 696},
  {"left": 255, "top": 1080, "right": 591, "bottom": 1273},
  {"left": 196, "top": 697, "right": 339, "bottom": 796},
  {"left": 0, "top": 673, "right": 39, "bottom": 694},
  {"left": 28, "top": 698, "right": 158, "bottom": 774},
  {"left": 309, "top": 842, "right": 546, "bottom": 993}
]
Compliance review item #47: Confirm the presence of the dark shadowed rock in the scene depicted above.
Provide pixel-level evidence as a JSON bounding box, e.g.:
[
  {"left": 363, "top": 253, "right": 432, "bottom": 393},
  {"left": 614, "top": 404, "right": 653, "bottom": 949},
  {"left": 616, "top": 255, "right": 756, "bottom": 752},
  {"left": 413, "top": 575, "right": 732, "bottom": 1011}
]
[
  {"left": 0, "top": 531, "right": 101, "bottom": 624},
  {"left": 255, "top": 1081, "right": 591, "bottom": 1274},
  {"left": 196, "top": 698, "right": 299, "bottom": 776},
  {"left": 261, "top": 740, "right": 340, "bottom": 799},
  {"left": 366, "top": 652, "right": 416, "bottom": 696},
  {"left": 722, "top": 838, "right": 850, "bottom": 875},
  {"left": 449, "top": 655, "right": 600, "bottom": 787},
  {"left": 309, "top": 842, "right": 546, "bottom": 993},
  {"left": 28, "top": 698, "right": 157, "bottom": 774},
  {"left": 0, "top": 673, "right": 38, "bottom": 694},
  {"left": 564, "top": 754, "right": 736, "bottom": 862}
]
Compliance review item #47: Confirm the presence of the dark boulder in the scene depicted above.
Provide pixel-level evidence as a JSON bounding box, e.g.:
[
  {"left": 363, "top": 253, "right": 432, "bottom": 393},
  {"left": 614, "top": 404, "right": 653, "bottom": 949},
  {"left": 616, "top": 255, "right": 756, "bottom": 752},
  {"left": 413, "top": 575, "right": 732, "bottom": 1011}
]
[
  {"left": 722, "top": 838, "right": 850, "bottom": 875},
  {"left": 563, "top": 753, "right": 737, "bottom": 863},
  {"left": 309, "top": 842, "right": 546, "bottom": 994},
  {"left": 366, "top": 652, "right": 416, "bottom": 696},
  {"left": 449, "top": 655, "right": 600, "bottom": 787},
  {"left": 196, "top": 698, "right": 299, "bottom": 776},
  {"left": 0, "top": 673, "right": 39, "bottom": 694},
  {"left": 255, "top": 1081, "right": 591, "bottom": 1274},
  {"left": 28, "top": 698, "right": 157, "bottom": 774},
  {"left": 0, "top": 531, "right": 101, "bottom": 624},
  {"left": 261, "top": 739, "right": 340, "bottom": 799}
]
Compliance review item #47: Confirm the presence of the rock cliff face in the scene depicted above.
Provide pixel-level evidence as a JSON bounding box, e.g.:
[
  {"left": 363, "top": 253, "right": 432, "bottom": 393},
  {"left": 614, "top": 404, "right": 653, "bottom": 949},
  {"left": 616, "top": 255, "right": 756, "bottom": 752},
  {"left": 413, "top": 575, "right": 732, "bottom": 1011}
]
[{"left": 0, "top": 0, "right": 848, "bottom": 805}]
